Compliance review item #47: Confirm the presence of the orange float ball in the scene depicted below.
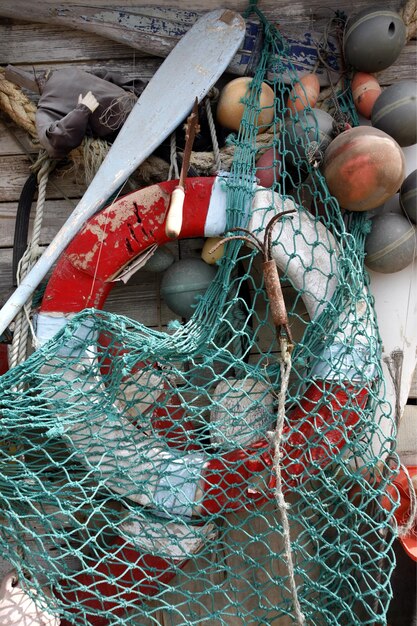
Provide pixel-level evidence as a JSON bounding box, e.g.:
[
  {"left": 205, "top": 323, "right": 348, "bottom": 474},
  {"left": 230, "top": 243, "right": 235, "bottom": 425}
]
[
  {"left": 351, "top": 72, "right": 382, "bottom": 119},
  {"left": 286, "top": 73, "right": 320, "bottom": 115},
  {"left": 323, "top": 126, "right": 405, "bottom": 211},
  {"left": 255, "top": 147, "right": 281, "bottom": 187},
  {"left": 216, "top": 77, "right": 275, "bottom": 132}
]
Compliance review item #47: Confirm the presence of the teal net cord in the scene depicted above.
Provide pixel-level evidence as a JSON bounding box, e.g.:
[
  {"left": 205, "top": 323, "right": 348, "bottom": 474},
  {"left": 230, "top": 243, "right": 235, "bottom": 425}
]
[{"left": 0, "top": 5, "right": 399, "bottom": 626}]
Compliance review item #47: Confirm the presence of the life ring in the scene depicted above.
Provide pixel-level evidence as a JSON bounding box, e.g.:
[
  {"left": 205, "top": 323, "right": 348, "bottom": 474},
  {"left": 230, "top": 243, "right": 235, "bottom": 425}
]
[
  {"left": 36, "top": 173, "right": 371, "bottom": 623},
  {"left": 382, "top": 465, "right": 417, "bottom": 562}
]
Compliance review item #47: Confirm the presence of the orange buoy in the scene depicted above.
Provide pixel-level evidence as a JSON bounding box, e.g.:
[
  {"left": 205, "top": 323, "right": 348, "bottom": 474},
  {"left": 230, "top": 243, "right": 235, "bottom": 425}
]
[
  {"left": 286, "top": 73, "right": 320, "bottom": 116},
  {"left": 351, "top": 72, "right": 382, "bottom": 119},
  {"left": 216, "top": 77, "right": 275, "bottom": 132},
  {"left": 323, "top": 126, "right": 405, "bottom": 211},
  {"left": 255, "top": 147, "right": 281, "bottom": 187}
]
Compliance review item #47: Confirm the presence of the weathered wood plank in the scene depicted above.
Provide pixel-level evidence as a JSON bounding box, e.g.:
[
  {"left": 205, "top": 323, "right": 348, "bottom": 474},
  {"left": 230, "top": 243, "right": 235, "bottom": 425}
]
[
  {"left": 5, "top": 48, "right": 417, "bottom": 93},
  {"left": 0, "top": 199, "right": 76, "bottom": 248},
  {"left": 0, "top": 1, "right": 407, "bottom": 32},
  {"left": 0, "top": 155, "right": 87, "bottom": 202},
  {"left": 1, "top": 2, "right": 414, "bottom": 85},
  {"left": 0, "top": 19, "right": 147, "bottom": 65},
  {"left": 0, "top": 116, "right": 38, "bottom": 157},
  {"left": 0, "top": 249, "right": 15, "bottom": 301},
  {"left": 6, "top": 58, "right": 163, "bottom": 82},
  {"left": 377, "top": 40, "right": 417, "bottom": 86}
]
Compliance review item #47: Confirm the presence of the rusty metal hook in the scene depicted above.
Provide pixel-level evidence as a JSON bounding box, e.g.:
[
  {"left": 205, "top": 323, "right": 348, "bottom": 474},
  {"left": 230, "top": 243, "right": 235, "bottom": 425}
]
[{"left": 209, "top": 209, "right": 296, "bottom": 348}]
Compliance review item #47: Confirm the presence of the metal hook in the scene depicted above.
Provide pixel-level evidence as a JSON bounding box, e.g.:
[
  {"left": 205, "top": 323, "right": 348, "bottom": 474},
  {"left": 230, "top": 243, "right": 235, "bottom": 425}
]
[{"left": 209, "top": 210, "right": 296, "bottom": 348}]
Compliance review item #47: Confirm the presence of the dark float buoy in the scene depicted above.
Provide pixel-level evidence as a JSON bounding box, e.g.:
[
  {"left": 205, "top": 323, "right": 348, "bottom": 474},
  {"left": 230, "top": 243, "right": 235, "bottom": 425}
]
[{"left": 344, "top": 7, "right": 406, "bottom": 73}]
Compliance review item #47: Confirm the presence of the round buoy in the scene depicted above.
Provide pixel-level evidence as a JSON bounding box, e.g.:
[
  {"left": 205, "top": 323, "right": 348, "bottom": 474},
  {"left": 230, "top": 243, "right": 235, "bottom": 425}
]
[
  {"left": 160, "top": 258, "right": 217, "bottom": 318},
  {"left": 323, "top": 126, "right": 405, "bottom": 211},
  {"left": 255, "top": 147, "right": 281, "bottom": 187},
  {"left": 201, "top": 237, "right": 225, "bottom": 265},
  {"left": 351, "top": 72, "right": 382, "bottom": 119},
  {"left": 216, "top": 77, "right": 275, "bottom": 132},
  {"left": 286, "top": 73, "right": 320, "bottom": 116},
  {"left": 343, "top": 8, "right": 406, "bottom": 73},
  {"left": 365, "top": 212, "right": 416, "bottom": 273},
  {"left": 144, "top": 246, "right": 175, "bottom": 273},
  {"left": 209, "top": 377, "right": 275, "bottom": 449},
  {"left": 400, "top": 170, "right": 417, "bottom": 224},
  {"left": 371, "top": 80, "right": 417, "bottom": 147},
  {"left": 285, "top": 108, "right": 334, "bottom": 166},
  {"left": 366, "top": 199, "right": 403, "bottom": 220}
]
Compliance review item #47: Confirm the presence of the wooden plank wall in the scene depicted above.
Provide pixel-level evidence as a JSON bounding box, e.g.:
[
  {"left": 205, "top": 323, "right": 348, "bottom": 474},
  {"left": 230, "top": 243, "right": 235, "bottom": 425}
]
[{"left": 0, "top": 2, "right": 415, "bottom": 623}]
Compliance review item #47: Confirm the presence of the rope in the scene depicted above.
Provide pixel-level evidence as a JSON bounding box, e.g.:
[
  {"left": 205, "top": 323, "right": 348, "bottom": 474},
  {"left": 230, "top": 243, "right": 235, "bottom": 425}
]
[
  {"left": 397, "top": 464, "right": 417, "bottom": 538},
  {"left": 316, "top": 78, "right": 344, "bottom": 114},
  {"left": 0, "top": 70, "right": 38, "bottom": 139},
  {"left": 272, "top": 337, "right": 305, "bottom": 626},
  {"left": 168, "top": 132, "right": 180, "bottom": 181},
  {"left": 400, "top": 0, "right": 417, "bottom": 41},
  {"left": 383, "top": 349, "right": 404, "bottom": 428},
  {"left": 9, "top": 154, "right": 55, "bottom": 368},
  {"left": 205, "top": 92, "right": 222, "bottom": 172}
]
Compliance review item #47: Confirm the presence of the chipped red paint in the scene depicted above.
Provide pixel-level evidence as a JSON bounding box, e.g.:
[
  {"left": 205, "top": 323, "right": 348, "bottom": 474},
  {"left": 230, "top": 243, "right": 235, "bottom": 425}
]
[{"left": 41, "top": 177, "right": 215, "bottom": 312}]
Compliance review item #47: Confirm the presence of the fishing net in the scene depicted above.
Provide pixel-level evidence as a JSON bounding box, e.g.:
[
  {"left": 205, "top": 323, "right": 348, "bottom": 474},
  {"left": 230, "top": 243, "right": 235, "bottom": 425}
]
[{"left": 0, "top": 6, "right": 399, "bottom": 626}]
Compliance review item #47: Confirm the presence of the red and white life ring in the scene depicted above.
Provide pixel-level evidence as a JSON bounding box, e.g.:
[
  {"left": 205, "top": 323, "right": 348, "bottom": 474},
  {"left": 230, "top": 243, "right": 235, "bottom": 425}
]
[{"left": 36, "top": 174, "right": 371, "bottom": 624}]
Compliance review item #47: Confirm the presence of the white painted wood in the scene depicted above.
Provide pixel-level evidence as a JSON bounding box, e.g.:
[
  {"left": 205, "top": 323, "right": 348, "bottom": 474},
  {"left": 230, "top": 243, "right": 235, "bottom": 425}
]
[
  {"left": 396, "top": 404, "right": 417, "bottom": 465},
  {"left": 410, "top": 365, "right": 417, "bottom": 399},
  {"left": 369, "top": 259, "right": 417, "bottom": 417}
]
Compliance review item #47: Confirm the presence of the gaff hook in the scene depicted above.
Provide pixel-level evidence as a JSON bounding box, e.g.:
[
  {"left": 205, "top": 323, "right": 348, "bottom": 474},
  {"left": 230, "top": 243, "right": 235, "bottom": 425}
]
[{"left": 209, "top": 210, "right": 296, "bottom": 348}]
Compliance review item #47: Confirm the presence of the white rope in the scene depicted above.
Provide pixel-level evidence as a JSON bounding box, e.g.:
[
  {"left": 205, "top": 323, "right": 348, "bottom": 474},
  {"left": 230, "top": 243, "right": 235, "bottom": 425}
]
[
  {"left": 205, "top": 93, "right": 222, "bottom": 173},
  {"left": 9, "top": 153, "right": 55, "bottom": 368},
  {"left": 168, "top": 132, "right": 179, "bottom": 181},
  {"left": 272, "top": 336, "right": 305, "bottom": 626}
]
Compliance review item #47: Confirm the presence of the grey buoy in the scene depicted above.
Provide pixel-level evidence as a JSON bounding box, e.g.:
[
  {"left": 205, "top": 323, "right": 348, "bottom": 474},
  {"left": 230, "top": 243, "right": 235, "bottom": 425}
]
[
  {"left": 371, "top": 80, "right": 417, "bottom": 147},
  {"left": 365, "top": 212, "right": 416, "bottom": 273},
  {"left": 344, "top": 7, "right": 406, "bottom": 73},
  {"left": 400, "top": 170, "right": 417, "bottom": 224},
  {"left": 285, "top": 108, "right": 334, "bottom": 166},
  {"left": 144, "top": 246, "right": 175, "bottom": 273},
  {"left": 161, "top": 258, "right": 217, "bottom": 318}
]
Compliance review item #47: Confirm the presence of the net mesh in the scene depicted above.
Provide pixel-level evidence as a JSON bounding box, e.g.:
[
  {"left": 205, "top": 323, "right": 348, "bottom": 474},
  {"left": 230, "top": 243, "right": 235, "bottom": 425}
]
[{"left": 0, "top": 7, "right": 399, "bottom": 626}]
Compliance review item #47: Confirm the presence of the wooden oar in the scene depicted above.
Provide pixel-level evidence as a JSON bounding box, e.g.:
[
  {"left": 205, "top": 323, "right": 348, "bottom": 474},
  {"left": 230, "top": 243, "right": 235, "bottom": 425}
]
[{"left": 0, "top": 9, "right": 246, "bottom": 337}]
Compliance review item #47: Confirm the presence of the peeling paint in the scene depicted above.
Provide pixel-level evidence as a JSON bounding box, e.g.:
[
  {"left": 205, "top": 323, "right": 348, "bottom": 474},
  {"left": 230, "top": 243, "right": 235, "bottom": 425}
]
[
  {"left": 135, "top": 185, "right": 170, "bottom": 214},
  {"left": 68, "top": 242, "right": 100, "bottom": 271}
]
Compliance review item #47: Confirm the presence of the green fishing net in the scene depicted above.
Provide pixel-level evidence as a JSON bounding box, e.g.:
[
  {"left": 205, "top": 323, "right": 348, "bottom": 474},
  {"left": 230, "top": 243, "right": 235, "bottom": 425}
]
[{"left": 0, "top": 7, "right": 399, "bottom": 626}]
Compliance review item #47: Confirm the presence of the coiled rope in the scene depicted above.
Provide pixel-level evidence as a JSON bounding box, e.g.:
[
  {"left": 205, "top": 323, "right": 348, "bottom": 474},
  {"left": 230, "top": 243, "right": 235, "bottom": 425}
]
[
  {"left": 400, "top": 0, "right": 417, "bottom": 42},
  {"left": 9, "top": 153, "right": 56, "bottom": 367}
]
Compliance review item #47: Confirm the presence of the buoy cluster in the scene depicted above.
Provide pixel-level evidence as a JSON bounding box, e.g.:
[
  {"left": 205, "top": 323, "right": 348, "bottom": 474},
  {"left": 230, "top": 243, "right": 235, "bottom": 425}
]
[
  {"left": 157, "top": 5, "right": 416, "bottom": 322},
  {"left": 341, "top": 7, "right": 416, "bottom": 274}
]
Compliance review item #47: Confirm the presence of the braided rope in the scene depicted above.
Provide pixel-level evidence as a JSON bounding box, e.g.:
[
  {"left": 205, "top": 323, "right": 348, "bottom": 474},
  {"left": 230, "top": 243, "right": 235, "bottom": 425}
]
[
  {"left": 205, "top": 95, "right": 222, "bottom": 172},
  {"left": 0, "top": 70, "right": 38, "bottom": 139},
  {"left": 168, "top": 132, "right": 180, "bottom": 181},
  {"left": 272, "top": 337, "right": 305, "bottom": 626},
  {"left": 9, "top": 154, "right": 55, "bottom": 368},
  {"left": 400, "top": 0, "right": 417, "bottom": 41}
]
